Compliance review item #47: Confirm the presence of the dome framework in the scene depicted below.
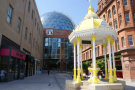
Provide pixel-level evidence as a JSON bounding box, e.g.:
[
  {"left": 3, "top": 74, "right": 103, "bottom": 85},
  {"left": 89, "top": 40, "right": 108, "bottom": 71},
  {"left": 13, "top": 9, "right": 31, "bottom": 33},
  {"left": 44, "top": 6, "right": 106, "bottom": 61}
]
[{"left": 41, "top": 12, "right": 75, "bottom": 31}]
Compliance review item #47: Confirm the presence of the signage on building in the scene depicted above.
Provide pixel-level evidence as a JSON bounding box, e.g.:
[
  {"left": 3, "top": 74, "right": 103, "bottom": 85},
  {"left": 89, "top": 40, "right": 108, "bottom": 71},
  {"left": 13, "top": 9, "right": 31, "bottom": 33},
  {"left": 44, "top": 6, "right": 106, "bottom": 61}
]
[
  {"left": 0, "top": 48, "right": 26, "bottom": 60},
  {"left": 46, "top": 30, "right": 53, "bottom": 35}
]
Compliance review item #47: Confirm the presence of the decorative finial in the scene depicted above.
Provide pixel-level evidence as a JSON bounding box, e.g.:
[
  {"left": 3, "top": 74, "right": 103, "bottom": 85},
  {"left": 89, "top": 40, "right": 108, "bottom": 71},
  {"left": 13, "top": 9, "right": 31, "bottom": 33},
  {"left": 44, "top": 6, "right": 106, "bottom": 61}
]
[{"left": 88, "top": 0, "right": 91, "bottom": 6}]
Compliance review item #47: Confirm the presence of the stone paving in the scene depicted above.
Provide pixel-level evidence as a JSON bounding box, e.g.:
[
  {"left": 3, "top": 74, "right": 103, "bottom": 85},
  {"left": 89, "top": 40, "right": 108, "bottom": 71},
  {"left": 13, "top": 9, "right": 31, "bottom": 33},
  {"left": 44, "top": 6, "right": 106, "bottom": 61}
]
[
  {"left": 0, "top": 71, "right": 135, "bottom": 90},
  {"left": 0, "top": 70, "right": 72, "bottom": 90}
]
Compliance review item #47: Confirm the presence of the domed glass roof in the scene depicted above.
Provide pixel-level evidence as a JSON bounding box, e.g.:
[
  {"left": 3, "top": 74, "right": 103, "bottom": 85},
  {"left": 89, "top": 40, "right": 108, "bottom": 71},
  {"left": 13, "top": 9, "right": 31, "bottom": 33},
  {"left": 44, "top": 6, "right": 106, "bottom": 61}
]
[{"left": 41, "top": 12, "right": 75, "bottom": 31}]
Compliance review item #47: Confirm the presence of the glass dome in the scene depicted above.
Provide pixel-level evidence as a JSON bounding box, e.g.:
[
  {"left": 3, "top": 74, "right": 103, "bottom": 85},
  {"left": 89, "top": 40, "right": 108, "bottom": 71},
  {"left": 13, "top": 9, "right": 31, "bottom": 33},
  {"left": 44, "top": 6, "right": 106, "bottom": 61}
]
[{"left": 41, "top": 11, "right": 75, "bottom": 31}]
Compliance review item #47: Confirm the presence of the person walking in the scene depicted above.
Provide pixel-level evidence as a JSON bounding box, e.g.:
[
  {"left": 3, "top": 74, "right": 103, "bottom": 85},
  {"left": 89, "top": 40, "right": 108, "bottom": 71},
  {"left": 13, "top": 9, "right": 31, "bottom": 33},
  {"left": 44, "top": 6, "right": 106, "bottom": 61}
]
[{"left": 48, "top": 69, "right": 50, "bottom": 75}]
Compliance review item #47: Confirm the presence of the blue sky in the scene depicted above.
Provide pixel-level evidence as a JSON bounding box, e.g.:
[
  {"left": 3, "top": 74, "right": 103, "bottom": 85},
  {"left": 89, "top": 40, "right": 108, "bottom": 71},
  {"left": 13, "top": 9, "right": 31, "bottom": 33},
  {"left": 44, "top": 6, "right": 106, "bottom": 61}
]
[{"left": 35, "top": 0, "right": 99, "bottom": 26}]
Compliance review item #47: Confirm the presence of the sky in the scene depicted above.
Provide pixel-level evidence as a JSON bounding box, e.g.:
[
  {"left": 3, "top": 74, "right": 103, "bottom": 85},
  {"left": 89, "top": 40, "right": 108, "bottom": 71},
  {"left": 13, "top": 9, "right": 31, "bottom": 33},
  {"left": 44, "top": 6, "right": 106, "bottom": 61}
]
[{"left": 35, "top": 0, "right": 99, "bottom": 26}]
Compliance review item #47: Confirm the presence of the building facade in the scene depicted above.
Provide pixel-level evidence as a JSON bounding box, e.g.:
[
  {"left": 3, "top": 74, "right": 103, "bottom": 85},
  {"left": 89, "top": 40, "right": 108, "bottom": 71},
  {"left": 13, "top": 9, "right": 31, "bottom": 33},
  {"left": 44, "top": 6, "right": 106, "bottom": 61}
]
[
  {"left": 82, "top": 0, "right": 135, "bottom": 81},
  {"left": 41, "top": 12, "right": 74, "bottom": 70},
  {"left": 0, "top": 0, "right": 43, "bottom": 81}
]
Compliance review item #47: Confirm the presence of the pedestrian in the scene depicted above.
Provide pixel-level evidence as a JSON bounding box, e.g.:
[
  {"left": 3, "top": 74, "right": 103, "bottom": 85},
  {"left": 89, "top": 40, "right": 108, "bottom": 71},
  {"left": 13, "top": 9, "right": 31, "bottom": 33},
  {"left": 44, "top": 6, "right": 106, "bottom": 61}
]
[
  {"left": 0, "top": 69, "right": 6, "bottom": 81},
  {"left": 48, "top": 69, "right": 50, "bottom": 75}
]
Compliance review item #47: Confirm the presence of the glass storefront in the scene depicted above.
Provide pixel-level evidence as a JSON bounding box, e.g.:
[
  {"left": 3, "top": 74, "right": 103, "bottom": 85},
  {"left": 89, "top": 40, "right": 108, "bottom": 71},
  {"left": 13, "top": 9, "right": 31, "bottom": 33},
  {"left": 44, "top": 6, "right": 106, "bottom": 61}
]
[
  {"left": 44, "top": 38, "right": 73, "bottom": 69},
  {"left": 0, "top": 48, "right": 26, "bottom": 82}
]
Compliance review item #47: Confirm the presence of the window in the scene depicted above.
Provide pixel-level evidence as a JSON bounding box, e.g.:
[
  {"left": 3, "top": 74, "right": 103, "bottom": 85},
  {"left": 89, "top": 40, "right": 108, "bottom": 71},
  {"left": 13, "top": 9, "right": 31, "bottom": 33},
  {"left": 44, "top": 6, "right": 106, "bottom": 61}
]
[
  {"left": 102, "top": 3, "right": 104, "bottom": 9},
  {"left": 118, "top": 1, "right": 121, "bottom": 8},
  {"left": 28, "top": 1, "right": 30, "bottom": 12},
  {"left": 114, "top": 20, "right": 118, "bottom": 29},
  {"left": 109, "top": 22, "right": 112, "bottom": 28},
  {"left": 131, "top": 0, "right": 134, "bottom": 6},
  {"left": 121, "top": 37, "right": 125, "bottom": 47},
  {"left": 95, "top": 48, "right": 97, "bottom": 57},
  {"left": 134, "top": 12, "right": 135, "bottom": 22},
  {"left": 103, "top": 15, "right": 106, "bottom": 21},
  {"left": 35, "top": 18, "right": 36, "bottom": 26},
  {"left": 112, "top": 6, "right": 116, "bottom": 15},
  {"left": 98, "top": 47, "right": 100, "bottom": 56},
  {"left": 7, "top": 5, "right": 13, "bottom": 23},
  {"left": 29, "top": 33, "right": 31, "bottom": 43},
  {"left": 25, "top": 27, "right": 27, "bottom": 40},
  {"left": 116, "top": 39, "right": 120, "bottom": 51},
  {"left": 128, "top": 35, "right": 133, "bottom": 46},
  {"left": 123, "top": 0, "right": 127, "bottom": 6},
  {"left": 119, "top": 15, "right": 122, "bottom": 25},
  {"left": 108, "top": 10, "right": 111, "bottom": 19},
  {"left": 17, "top": 18, "right": 21, "bottom": 32},
  {"left": 125, "top": 13, "right": 130, "bottom": 22},
  {"left": 32, "top": 10, "right": 34, "bottom": 19}
]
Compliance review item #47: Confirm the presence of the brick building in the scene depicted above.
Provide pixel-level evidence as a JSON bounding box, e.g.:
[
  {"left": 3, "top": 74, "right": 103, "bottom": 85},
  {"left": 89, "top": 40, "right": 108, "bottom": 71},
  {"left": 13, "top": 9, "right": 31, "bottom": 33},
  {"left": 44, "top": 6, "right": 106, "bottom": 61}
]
[
  {"left": 0, "top": 0, "right": 43, "bottom": 81},
  {"left": 82, "top": 0, "right": 135, "bottom": 81}
]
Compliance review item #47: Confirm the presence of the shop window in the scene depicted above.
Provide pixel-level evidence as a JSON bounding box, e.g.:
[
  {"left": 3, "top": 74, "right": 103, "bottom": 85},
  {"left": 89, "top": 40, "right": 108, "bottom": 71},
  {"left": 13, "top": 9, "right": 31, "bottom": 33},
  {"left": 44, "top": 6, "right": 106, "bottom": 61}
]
[
  {"left": 114, "top": 20, "right": 118, "bottom": 29},
  {"left": 121, "top": 37, "right": 125, "bottom": 47},
  {"left": 7, "top": 5, "right": 13, "bottom": 23},
  {"left": 108, "top": 10, "right": 111, "bottom": 19},
  {"left": 125, "top": 12, "right": 130, "bottom": 22},
  {"left": 128, "top": 35, "right": 133, "bottom": 46},
  {"left": 17, "top": 18, "right": 21, "bottom": 33},
  {"left": 123, "top": 0, "right": 127, "bottom": 6},
  {"left": 112, "top": 6, "right": 116, "bottom": 15}
]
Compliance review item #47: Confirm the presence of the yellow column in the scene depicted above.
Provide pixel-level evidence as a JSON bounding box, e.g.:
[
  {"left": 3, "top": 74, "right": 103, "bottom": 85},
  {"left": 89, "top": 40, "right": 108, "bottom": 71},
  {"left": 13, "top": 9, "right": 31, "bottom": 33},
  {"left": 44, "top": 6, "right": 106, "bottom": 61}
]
[
  {"left": 91, "top": 35, "right": 99, "bottom": 84},
  {"left": 103, "top": 43, "right": 108, "bottom": 80},
  {"left": 76, "top": 38, "right": 81, "bottom": 83},
  {"left": 106, "top": 36, "right": 114, "bottom": 83},
  {"left": 111, "top": 40, "right": 117, "bottom": 81},
  {"left": 88, "top": 44, "right": 93, "bottom": 81},
  {"left": 80, "top": 44, "right": 84, "bottom": 79},
  {"left": 73, "top": 41, "right": 77, "bottom": 81}
]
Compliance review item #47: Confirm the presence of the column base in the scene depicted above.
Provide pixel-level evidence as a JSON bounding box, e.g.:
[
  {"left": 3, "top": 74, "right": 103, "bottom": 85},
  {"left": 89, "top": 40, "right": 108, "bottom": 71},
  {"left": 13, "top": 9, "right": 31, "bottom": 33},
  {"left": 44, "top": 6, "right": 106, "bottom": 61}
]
[
  {"left": 73, "top": 75, "right": 77, "bottom": 81},
  {"left": 113, "top": 75, "right": 117, "bottom": 81},
  {"left": 104, "top": 75, "right": 108, "bottom": 80},
  {"left": 109, "top": 76, "right": 114, "bottom": 83},
  {"left": 77, "top": 76, "right": 81, "bottom": 83}
]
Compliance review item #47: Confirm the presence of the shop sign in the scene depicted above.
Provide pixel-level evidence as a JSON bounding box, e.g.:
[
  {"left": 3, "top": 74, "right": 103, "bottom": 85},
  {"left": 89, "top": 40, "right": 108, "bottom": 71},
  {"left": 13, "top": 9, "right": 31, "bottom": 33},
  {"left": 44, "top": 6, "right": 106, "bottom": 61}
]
[
  {"left": 0, "top": 48, "right": 26, "bottom": 60},
  {"left": 11, "top": 49, "right": 26, "bottom": 60},
  {"left": 0, "top": 48, "right": 10, "bottom": 56}
]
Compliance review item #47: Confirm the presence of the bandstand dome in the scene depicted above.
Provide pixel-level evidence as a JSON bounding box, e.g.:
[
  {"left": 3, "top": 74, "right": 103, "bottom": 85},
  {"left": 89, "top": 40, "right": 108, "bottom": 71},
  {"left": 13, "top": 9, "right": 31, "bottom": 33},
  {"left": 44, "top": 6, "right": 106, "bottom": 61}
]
[
  {"left": 69, "top": 6, "right": 117, "bottom": 44},
  {"left": 41, "top": 11, "right": 75, "bottom": 31}
]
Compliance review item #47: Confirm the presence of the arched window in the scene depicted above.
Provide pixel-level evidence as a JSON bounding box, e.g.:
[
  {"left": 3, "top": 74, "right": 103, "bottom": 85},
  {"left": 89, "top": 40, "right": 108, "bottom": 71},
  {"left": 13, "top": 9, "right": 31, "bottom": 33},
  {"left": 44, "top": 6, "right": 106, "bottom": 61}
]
[
  {"left": 112, "top": 6, "right": 116, "bottom": 15},
  {"left": 108, "top": 10, "right": 111, "bottom": 19},
  {"left": 118, "top": 1, "right": 121, "bottom": 8}
]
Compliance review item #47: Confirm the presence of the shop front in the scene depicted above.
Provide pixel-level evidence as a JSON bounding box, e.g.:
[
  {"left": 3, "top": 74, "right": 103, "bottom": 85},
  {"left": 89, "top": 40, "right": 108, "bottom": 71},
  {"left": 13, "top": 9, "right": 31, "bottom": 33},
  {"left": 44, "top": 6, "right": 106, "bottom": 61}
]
[{"left": 0, "top": 48, "right": 26, "bottom": 82}]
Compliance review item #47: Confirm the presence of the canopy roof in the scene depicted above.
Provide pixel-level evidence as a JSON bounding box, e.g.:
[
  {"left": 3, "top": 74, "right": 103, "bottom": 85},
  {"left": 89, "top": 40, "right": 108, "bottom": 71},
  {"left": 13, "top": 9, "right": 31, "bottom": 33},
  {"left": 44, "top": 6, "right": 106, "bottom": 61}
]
[{"left": 69, "top": 6, "right": 117, "bottom": 44}]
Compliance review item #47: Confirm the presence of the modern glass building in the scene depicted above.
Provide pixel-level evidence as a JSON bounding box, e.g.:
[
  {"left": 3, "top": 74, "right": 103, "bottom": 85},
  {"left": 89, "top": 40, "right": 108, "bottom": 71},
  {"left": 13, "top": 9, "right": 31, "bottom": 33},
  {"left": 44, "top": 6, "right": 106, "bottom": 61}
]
[
  {"left": 41, "top": 12, "right": 75, "bottom": 70},
  {"left": 41, "top": 12, "right": 74, "bottom": 30}
]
